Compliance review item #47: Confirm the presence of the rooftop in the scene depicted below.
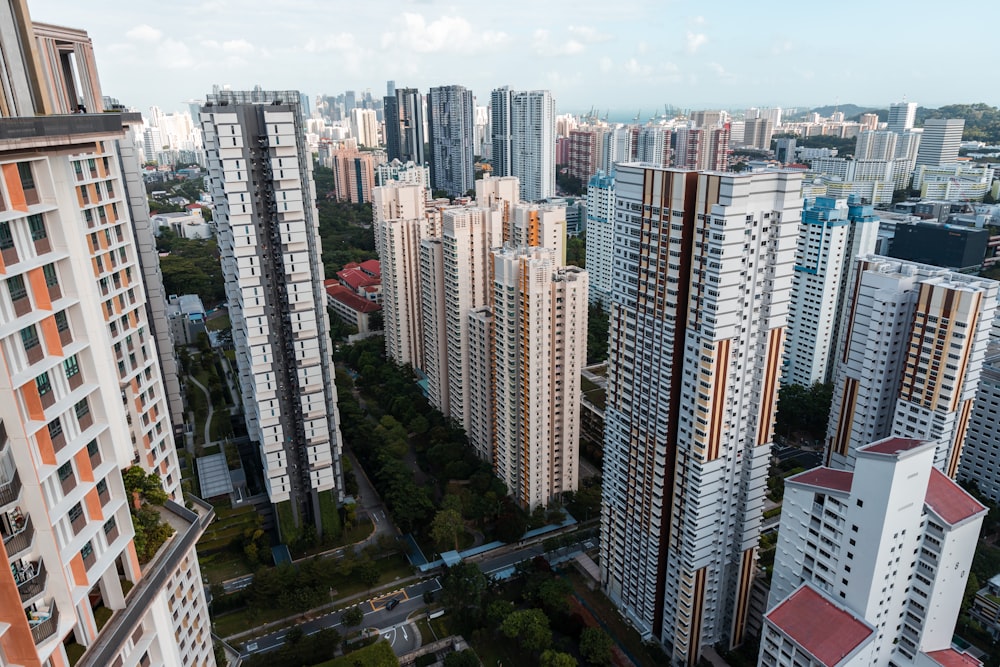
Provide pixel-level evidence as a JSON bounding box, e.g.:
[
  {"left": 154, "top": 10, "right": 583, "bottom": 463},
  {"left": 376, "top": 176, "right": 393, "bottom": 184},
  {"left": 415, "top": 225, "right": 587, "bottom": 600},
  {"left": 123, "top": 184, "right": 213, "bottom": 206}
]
[
  {"left": 859, "top": 436, "right": 928, "bottom": 457},
  {"left": 337, "top": 266, "right": 380, "bottom": 290},
  {"left": 786, "top": 467, "right": 854, "bottom": 494},
  {"left": 766, "top": 584, "right": 874, "bottom": 667},
  {"left": 925, "top": 649, "right": 983, "bottom": 667},
  {"left": 925, "top": 468, "right": 987, "bottom": 526},
  {"left": 326, "top": 283, "right": 381, "bottom": 313}
]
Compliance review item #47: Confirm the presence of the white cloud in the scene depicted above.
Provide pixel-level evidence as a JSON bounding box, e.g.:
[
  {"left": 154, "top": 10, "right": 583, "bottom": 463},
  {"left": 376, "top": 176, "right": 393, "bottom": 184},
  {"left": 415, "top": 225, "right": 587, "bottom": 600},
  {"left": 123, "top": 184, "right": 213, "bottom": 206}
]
[
  {"left": 568, "top": 25, "right": 613, "bottom": 43},
  {"left": 686, "top": 31, "right": 707, "bottom": 54},
  {"left": 708, "top": 62, "right": 735, "bottom": 81},
  {"left": 532, "top": 30, "right": 585, "bottom": 57},
  {"left": 599, "top": 57, "right": 613, "bottom": 73},
  {"left": 381, "top": 13, "right": 508, "bottom": 54},
  {"left": 221, "top": 39, "right": 255, "bottom": 54},
  {"left": 126, "top": 24, "right": 162, "bottom": 42},
  {"left": 691, "top": 15, "right": 706, "bottom": 25},
  {"left": 303, "top": 33, "right": 359, "bottom": 53}
]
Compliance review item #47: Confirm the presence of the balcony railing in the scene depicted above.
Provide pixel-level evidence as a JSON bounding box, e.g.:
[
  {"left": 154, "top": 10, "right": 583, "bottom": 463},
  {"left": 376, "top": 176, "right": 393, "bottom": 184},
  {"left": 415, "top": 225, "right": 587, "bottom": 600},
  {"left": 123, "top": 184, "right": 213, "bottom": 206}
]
[
  {"left": 16, "top": 560, "right": 46, "bottom": 602},
  {"left": 30, "top": 604, "right": 58, "bottom": 644},
  {"left": 3, "top": 515, "right": 33, "bottom": 557},
  {"left": 0, "top": 470, "right": 21, "bottom": 507}
]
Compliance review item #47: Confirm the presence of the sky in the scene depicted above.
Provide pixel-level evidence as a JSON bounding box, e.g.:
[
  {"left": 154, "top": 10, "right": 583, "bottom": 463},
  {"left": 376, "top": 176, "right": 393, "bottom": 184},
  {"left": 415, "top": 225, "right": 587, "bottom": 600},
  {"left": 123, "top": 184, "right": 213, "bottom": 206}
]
[{"left": 29, "top": 0, "right": 1000, "bottom": 119}]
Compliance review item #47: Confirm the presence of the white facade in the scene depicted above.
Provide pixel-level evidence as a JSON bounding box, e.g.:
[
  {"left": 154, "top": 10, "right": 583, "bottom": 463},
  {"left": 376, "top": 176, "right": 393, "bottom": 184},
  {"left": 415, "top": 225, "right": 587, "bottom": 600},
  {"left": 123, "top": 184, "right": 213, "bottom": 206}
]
[
  {"left": 584, "top": 170, "right": 616, "bottom": 308},
  {"left": 601, "top": 164, "right": 802, "bottom": 664},
  {"left": 419, "top": 238, "right": 448, "bottom": 414},
  {"left": 350, "top": 108, "right": 379, "bottom": 148},
  {"left": 825, "top": 256, "right": 998, "bottom": 474},
  {"left": 373, "top": 182, "right": 437, "bottom": 370},
  {"left": 375, "top": 159, "right": 430, "bottom": 189},
  {"left": 958, "top": 354, "right": 1000, "bottom": 503},
  {"left": 509, "top": 202, "right": 566, "bottom": 263},
  {"left": 855, "top": 130, "right": 897, "bottom": 161},
  {"left": 765, "top": 437, "right": 986, "bottom": 667},
  {"left": 492, "top": 88, "right": 556, "bottom": 202},
  {"left": 915, "top": 119, "right": 965, "bottom": 168},
  {"left": 783, "top": 196, "right": 879, "bottom": 386},
  {"left": 887, "top": 101, "right": 918, "bottom": 134},
  {"left": 492, "top": 247, "right": 587, "bottom": 509},
  {"left": 202, "top": 91, "right": 344, "bottom": 532}
]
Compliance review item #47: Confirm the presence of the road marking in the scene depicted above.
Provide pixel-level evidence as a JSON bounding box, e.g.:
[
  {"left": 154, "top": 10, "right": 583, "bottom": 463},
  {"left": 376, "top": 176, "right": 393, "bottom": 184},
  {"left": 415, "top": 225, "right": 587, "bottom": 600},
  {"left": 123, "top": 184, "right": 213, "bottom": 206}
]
[{"left": 402, "top": 625, "right": 408, "bottom": 640}]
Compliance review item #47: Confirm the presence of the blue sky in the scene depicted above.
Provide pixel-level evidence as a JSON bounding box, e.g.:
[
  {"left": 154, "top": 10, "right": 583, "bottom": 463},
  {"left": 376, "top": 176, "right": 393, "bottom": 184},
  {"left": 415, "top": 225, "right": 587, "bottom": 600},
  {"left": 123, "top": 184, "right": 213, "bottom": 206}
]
[{"left": 30, "top": 0, "right": 999, "bottom": 118}]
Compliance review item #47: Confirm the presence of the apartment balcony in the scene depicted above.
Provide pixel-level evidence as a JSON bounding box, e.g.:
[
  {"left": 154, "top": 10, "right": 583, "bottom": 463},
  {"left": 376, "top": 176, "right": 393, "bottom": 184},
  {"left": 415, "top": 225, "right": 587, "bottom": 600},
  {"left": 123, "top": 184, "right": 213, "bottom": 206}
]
[
  {"left": 0, "top": 469, "right": 22, "bottom": 508},
  {"left": 3, "top": 514, "right": 34, "bottom": 557},
  {"left": 16, "top": 560, "right": 46, "bottom": 602},
  {"left": 29, "top": 603, "right": 58, "bottom": 645}
]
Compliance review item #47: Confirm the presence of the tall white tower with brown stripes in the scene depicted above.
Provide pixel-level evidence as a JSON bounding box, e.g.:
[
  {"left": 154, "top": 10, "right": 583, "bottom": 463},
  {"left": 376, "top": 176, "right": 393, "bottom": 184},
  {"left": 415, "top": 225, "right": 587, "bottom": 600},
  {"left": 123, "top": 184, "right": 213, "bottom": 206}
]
[{"left": 600, "top": 164, "right": 802, "bottom": 664}]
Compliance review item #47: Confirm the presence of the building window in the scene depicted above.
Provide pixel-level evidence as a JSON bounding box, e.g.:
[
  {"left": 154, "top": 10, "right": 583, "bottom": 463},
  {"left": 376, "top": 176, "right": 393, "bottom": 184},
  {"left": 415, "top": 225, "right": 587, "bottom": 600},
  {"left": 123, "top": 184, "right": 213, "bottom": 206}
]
[
  {"left": 75, "top": 399, "right": 90, "bottom": 419},
  {"left": 0, "top": 221, "right": 12, "bottom": 249},
  {"left": 20, "top": 324, "right": 39, "bottom": 349},
  {"left": 96, "top": 478, "right": 107, "bottom": 496},
  {"left": 48, "top": 418, "right": 62, "bottom": 439},
  {"left": 7, "top": 274, "right": 27, "bottom": 301},
  {"left": 27, "top": 214, "right": 46, "bottom": 241},
  {"left": 64, "top": 355, "right": 80, "bottom": 379},
  {"left": 43, "top": 263, "right": 58, "bottom": 286},
  {"left": 17, "top": 162, "right": 35, "bottom": 190},
  {"left": 55, "top": 310, "right": 69, "bottom": 331},
  {"left": 87, "top": 439, "right": 98, "bottom": 456},
  {"left": 35, "top": 371, "right": 51, "bottom": 395},
  {"left": 58, "top": 462, "right": 73, "bottom": 482},
  {"left": 103, "top": 517, "right": 116, "bottom": 535},
  {"left": 81, "top": 540, "right": 93, "bottom": 559}
]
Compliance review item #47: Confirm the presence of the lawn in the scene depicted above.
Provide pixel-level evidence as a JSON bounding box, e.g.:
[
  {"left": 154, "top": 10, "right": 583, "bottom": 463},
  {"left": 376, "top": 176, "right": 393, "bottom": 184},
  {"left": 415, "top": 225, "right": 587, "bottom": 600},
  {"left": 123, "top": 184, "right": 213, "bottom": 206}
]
[
  {"left": 581, "top": 376, "right": 600, "bottom": 393},
  {"left": 207, "top": 313, "right": 231, "bottom": 331},
  {"left": 313, "top": 639, "right": 396, "bottom": 666}
]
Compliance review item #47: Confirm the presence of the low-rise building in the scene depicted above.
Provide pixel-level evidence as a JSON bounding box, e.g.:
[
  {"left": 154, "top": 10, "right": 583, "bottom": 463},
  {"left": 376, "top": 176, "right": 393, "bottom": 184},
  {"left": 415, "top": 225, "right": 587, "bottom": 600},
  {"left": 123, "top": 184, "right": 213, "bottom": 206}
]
[
  {"left": 166, "top": 294, "right": 207, "bottom": 345},
  {"left": 324, "top": 280, "right": 381, "bottom": 333},
  {"left": 152, "top": 211, "right": 213, "bottom": 239}
]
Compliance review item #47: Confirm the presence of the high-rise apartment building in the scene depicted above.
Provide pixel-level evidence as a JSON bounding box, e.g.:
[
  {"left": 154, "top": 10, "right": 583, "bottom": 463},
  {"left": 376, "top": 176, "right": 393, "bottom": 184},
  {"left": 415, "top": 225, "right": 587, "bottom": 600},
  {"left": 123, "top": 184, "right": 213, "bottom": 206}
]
[
  {"left": 783, "top": 196, "right": 879, "bottom": 387},
  {"left": 490, "top": 87, "right": 555, "bottom": 201},
  {"left": 202, "top": 90, "right": 344, "bottom": 537},
  {"left": 914, "top": 119, "right": 964, "bottom": 168},
  {"left": 0, "top": 5, "right": 214, "bottom": 665},
  {"left": 585, "top": 170, "right": 615, "bottom": 308},
  {"left": 384, "top": 87, "right": 425, "bottom": 165},
  {"left": 374, "top": 182, "right": 438, "bottom": 369},
  {"left": 763, "top": 437, "right": 985, "bottom": 667},
  {"left": 887, "top": 101, "right": 918, "bottom": 134},
  {"left": 743, "top": 118, "right": 774, "bottom": 151},
  {"left": 492, "top": 246, "right": 587, "bottom": 509},
  {"left": 601, "top": 164, "right": 802, "bottom": 664},
  {"left": 958, "top": 352, "right": 1000, "bottom": 503},
  {"left": 330, "top": 147, "right": 376, "bottom": 204},
  {"left": 427, "top": 85, "right": 475, "bottom": 197},
  {"left": 349, "top": 107, "right": 379, "bottom": 148},
  {"left": 855, "top": 130, "right": 898, "bottom": 161},
  {"left": 568, "top": 127, "right": 605, "bottom": 181},
  {"left": 601, "top": 125, "right": 634, "bottom": 173},
  {"left": 825, "top": 256, "right": 997, "bottom": 474},
  {"left": 636, "top": 126, "right": 670, "bottom": 166}
]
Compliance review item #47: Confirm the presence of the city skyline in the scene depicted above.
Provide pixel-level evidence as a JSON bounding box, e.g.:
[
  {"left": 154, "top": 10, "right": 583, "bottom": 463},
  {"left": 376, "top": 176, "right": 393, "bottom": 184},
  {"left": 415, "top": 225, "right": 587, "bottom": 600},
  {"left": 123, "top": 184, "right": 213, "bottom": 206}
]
[{"left": 29, "top": 0, "right": 1000, "bottom": 116}]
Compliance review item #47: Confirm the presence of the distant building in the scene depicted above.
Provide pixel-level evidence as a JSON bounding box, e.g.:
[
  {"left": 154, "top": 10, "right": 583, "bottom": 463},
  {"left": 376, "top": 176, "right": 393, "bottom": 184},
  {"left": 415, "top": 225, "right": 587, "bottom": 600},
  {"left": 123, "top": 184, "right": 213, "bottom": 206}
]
[
  {"left": 959, "top": 354, "right": 1000, "bottom": 504},
  {"left": 350, "top": 108, "right": 379, "bottom": 148},
  {"left": 774, "top": 137, "right": 796, "bottom": 163},
  {"left": 888, "top": 220, "right": 989, "bottom": 271},
  {"left": 491, "top": 87, "right": 556, "bottom": 201},
  {"left": 913, "top": 163, "right": 995, "bottom": 201},
  {"left": 887, "top": 101, "right": 918, "bottom": 134},
  {"left": 376, "top": 158, "right": 430, "bottom": 189},
  {"left": 331, "top": 148, "right": 377, "bottom": 204},
  {"left": 584, "top": 169, "right": 615, "bottom": 308},
  {"left": 167, "top": 294, "right": 207, "bottom": 345},
  {"left": 384, "top": 87, "right": 425, "bottom": 165},
  {"left": 427, "top": 85, "right": 475, "bottom": 196},
  {"left": 152, "top": 210, "right": 213, "bottom": 239},
  {"left": 336, "top": 259, "right": 381, "bottom": 302},
  {"left": 915, "top": 119, "right": 964, "bottom": 168}
]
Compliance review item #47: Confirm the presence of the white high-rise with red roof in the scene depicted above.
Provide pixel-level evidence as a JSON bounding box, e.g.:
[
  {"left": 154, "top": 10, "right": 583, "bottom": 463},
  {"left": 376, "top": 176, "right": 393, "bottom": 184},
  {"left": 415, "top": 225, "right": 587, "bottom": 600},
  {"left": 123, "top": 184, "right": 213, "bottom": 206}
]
[{"left": 761, "top": 436, "right": 986, "bottom": 667}]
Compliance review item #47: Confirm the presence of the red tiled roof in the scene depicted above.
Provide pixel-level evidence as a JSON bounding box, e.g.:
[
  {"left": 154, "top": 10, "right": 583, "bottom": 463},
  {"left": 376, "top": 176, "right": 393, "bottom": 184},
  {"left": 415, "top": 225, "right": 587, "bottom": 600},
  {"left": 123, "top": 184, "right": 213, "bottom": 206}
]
[
  {"left": 926, "top": 649, "right": 983, "bottom": 667},
  {"left": 786, "top": 467, "right": 854, "bottom": 494},
  {"left": 326, "top": 284, "right": 381, "bottom": 313},
  {"left": 860, "top": 437, "right": 926, "bottom": 456},
  {"left": 767, "top": 585, "right": 874, "bottom": 667},
  {"left": 925, "top": 468, "right": 986, "bottom": 526},
  {"left": 337, "top": 267, "right": 380, "bottom": 290},
  {"left": 360, "top": 259, "right": 381, "bottom": 277}
]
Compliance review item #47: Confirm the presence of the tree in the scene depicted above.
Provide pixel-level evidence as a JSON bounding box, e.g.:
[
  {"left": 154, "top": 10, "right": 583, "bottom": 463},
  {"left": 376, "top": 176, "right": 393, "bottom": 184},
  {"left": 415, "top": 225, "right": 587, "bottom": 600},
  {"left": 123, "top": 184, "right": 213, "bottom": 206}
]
[
  {"left": 441, "top": 562, "right": 489, "bottom": 614},
  {"left": 431, "top": 508, "right": 465, "bottom": 551},
  {"left": 357, "top": 559, "right": 380, "bottom": 590},
  {"left": 587, "top": 304, "right": 610, "bottom": 364},
  {"left": 444, "top": 649, "right": 480, "bottom": 667},
  {"left": 566, "top": 235, "right": 585, "bottom": 268},
  {"left": 580, "top": 627, "right": 614, "bottom": 666},
  {"left": 501, "top": 609, "right": 552, "bottom": 653},
  {"left": 486, "top": 599, "right": 515, "bottom": 626},
  {"left": 541, "top": 650, "right": 579, "bottom": 667},
  {"left": 123, "top": 467, "right": 168, "bottom": 507},
  {"left": 342, "top": 605, "right": 364, "bottom": 626}
]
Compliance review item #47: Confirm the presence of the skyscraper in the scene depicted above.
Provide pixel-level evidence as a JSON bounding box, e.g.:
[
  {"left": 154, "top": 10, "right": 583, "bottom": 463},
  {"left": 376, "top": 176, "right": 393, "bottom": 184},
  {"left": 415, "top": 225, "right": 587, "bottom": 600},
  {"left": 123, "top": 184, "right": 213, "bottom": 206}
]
[
  {"left": 490, "top": 87, "right": 556, "bottom": 201},
  {"left": 914, "top": 119, "right": 964, "bottom": 168},
  {"left": 958, "top": 353, "right": 1000, "bottom": 503},
  {"left": 584, "top": 170, "right": 616, "bottom": 308},
  {"left": 887, "top": 101, "right": 918, "bottom": 134},
  {"left": 763, "top": 437, "right": 985, "bottom": 667},
  {"left": 492, "top": 246, "right": 587, "bottom": 509},
  {"left": 825, "top": 256, "right": 997, "bottom": 475},
  {"left": 384, "top": 87, "right": 425, "bottom": 165},
  {"left": 783, "top": 196, "right": 879, "bottom": 387},
  {"left": 855, "top": 130, "right": 898, "bottom": 161},
  {"left": 427, "top": 85, "right": 475, "bottom": 197},
  {"left": 0, "top": 5, "right": 213, "bottom": 665},
  {"left": 202, "top": 89, "right": 345, "bottom": 538},
  {"left": 350, "top": 107, "right": 379, "bottom": 148},
  {"left": 600, "top": 164, "right": 802, "bottom": 664},
  {"left": 743, "top": 118, "right": 774, "bottom": 151}
]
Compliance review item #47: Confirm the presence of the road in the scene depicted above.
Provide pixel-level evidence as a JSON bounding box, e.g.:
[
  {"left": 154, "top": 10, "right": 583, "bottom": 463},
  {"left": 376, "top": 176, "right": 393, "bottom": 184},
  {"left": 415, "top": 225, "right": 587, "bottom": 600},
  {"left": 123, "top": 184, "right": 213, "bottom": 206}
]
[{"left": 239, "top": 578, "right": 441, "bottom": 658}]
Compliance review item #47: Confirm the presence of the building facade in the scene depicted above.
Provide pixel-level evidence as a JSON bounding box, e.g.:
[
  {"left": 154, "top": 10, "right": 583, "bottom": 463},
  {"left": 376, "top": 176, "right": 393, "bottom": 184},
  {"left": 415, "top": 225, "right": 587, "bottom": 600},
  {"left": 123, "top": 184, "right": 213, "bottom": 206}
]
[
  {"left": 384, "top": 87, "right": 425, "bottom": 166},
  {"left": 914, "top": 119, "right": 964, "bottom": 168},
  {"left": 427, "top": 85, "right": 475, "bottom": 197},
  {"left": 783, "top": 196, "right": 879, "bottom": 387},
  {"left": 492, "top": 247, "right": 586, "bottom": 509},
  {"left": 764, "top": 437, "right": 985, "bottom": 667},
  {"left": 491, "top": 87, "right": 555, "bottom": 201},
  {"left": 958, "top": 353, "right": 1000, "bottom": 503},
  {"left": 825, "top": 256, "right": 997, "bottom": 474},
  {"left": 600, "top": 164, "right": 802, "bottom": 664},
  {"left": 584, "top": 169, "right": 615, "bottom": 308},
  {"left": 201, "top": 90, "right": 344, "bottom": 538}
]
